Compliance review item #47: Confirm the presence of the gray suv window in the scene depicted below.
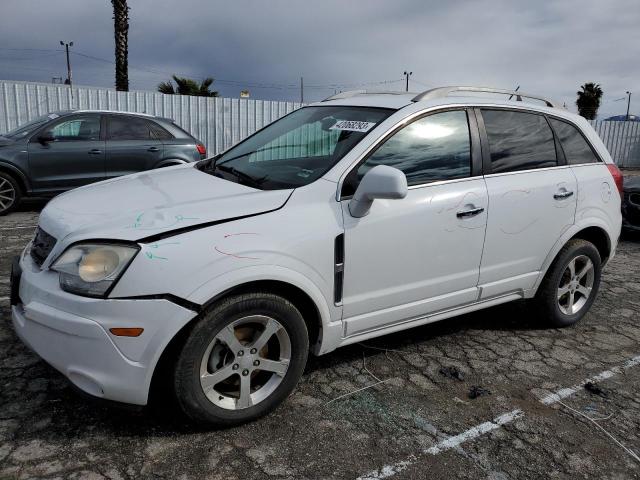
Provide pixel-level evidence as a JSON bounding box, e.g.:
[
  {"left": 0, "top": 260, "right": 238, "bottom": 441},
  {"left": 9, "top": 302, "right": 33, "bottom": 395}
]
[
  {"left": 353, "top": 110, "right": 471, "bottom": 187},
  {"left": 44, "top": 116, "right": 101, "bottom": 142},
  {"left": 482, "top": 109, "right": 557, "bottom": 173},
  {"left": 549, "top": 118, "right": 599, "bottom": 164},
  {"left": 107, "top": 116, "right": 154, "bottom": 140}
]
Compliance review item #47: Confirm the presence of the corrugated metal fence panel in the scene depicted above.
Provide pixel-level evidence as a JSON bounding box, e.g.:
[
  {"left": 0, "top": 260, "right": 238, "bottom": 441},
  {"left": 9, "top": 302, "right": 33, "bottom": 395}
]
[
  {"left": 3, "top": 80, "right": 640, "bottom": 167},
  {"left": 0, "top": 80, "right": 303, "bottom": 155},
  {"left": 589, "top": 119, "right": 640, "bottom": 168}
]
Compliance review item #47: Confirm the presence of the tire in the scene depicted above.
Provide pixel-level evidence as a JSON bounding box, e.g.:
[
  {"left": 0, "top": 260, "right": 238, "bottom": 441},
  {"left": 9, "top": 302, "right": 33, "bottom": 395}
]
[
  {"left": 0, "top": 171, "right": 21, "bottom": 216},
  {"left": 533, "top": 239, "right": 602, "bottom": 328},
  {"left": 173, "top": 292, "right": 309, "bottom": 427}
]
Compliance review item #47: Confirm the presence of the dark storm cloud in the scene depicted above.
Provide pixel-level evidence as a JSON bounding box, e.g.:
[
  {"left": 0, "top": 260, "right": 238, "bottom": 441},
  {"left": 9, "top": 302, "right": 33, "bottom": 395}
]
[{"left": 0, "top": 0, "right": 638, "bottom": 116}]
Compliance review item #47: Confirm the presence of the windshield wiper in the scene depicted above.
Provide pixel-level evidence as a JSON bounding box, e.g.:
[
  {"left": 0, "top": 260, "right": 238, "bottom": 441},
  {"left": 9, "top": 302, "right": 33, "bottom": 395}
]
[{"left": 216, "top": 164, "right": 269, "bottom": 188}]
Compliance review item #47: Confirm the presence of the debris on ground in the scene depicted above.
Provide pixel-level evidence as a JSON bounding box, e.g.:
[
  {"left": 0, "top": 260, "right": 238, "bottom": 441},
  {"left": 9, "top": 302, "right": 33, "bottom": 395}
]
[
  {"left": 468, "top": 386, "right": 491, "bottom": 399},
  {"left": 439, "top": 366, "right": 464, "bottom": 381},
  {"left": 584, "top": 381, "right": 609, "bottom": 398}
]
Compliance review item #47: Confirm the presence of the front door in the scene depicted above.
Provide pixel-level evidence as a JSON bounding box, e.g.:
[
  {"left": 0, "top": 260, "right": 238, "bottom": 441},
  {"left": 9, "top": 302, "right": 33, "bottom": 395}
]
[
  {"left": 27, "top": 114, "right": 105, "bottom": 193},
  {"left": 340, "top": 109, "right": 488, "bottom": 337}
]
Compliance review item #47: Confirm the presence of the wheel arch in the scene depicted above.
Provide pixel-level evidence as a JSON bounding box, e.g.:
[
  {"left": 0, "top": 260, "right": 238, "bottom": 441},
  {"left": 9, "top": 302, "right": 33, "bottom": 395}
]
[
  {"left": 532, "top": 223, "right": 613, "bottom": 294},
  {"left": 148, "top": 278, "right": 330, "bottom": 403},
  {"left": 0, "top": 161, "right": 29, "bottom": 194}
]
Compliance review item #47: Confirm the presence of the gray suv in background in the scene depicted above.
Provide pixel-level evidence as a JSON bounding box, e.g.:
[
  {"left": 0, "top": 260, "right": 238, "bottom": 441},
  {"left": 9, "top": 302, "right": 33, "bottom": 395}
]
[{"left": 0, "top": 110, "right": 207, "bottom": 214}]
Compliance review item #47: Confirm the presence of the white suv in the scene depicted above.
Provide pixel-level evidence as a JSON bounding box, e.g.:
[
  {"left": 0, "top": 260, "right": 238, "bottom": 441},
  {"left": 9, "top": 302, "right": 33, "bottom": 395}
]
[{"left": 10, "top": 86, "right": 623, "bottom": 426}]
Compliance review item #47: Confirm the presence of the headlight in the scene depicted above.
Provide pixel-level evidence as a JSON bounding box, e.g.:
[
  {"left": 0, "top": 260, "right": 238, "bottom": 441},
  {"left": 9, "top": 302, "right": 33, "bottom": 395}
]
[{"left": 51, "top": 243, "right": 139, "bottom": 297}]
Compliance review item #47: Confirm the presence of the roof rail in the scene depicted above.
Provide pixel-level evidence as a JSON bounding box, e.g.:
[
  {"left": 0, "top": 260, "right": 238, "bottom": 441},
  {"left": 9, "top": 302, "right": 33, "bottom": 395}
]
[
  {"left": 411, "top": 86, "right": 561, "bottom": 109},
  {"left": 322, "top": 90, "right": 409, "bottom": 102},
  {"left": 322, "top": 90, "right": 367, "bottom": 101}
]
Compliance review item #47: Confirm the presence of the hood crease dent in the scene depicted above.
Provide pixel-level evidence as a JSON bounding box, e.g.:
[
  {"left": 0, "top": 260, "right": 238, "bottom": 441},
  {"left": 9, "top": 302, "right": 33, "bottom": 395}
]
[{"left": 38, "top": 165, "right": 294, "bottom": 244}]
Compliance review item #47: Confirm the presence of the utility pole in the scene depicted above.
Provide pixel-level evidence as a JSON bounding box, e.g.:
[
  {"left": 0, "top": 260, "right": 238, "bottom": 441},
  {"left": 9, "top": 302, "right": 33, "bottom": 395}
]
[
  {"left": 403, "top": 71, "right": 412, "bottom": 92},
  {"left": 300, "top": 77, "right": 304, "bottom": 103},
  {"left": 60, "top": 41, "right": 73, "bottom": 97},
  {"left": 626, "top": 91, "right": 632, "bottom": 120}
]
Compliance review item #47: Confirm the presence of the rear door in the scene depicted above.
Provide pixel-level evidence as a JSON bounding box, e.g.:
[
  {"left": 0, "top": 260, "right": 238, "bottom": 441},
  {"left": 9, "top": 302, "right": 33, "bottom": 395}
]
[
  {"left": 477, "top": 108, "right": 577, "bottom": 298},
  {"left": 27, "top": 114, "right": 105, "bottom": 193},
  {"left": 105, "top": 115, "right": 163, "bottom": 178}
]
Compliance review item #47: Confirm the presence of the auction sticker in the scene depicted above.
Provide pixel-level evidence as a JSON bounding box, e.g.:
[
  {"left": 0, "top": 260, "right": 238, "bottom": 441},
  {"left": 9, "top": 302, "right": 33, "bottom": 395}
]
[{"left": 330, "top": 120, "right": 376, "bottom": 132}]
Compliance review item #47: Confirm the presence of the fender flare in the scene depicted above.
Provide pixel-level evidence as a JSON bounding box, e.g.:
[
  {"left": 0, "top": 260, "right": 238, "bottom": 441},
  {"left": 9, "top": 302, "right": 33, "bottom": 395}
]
[
  {"left": 531, "top": 219, "right": 614, "bottom": 293},
  {"left": 186, "top": 265, "right": 337, "bottom": 352},
  {"left": 0, "top": 161, "right": 30, "bottom": 193}
]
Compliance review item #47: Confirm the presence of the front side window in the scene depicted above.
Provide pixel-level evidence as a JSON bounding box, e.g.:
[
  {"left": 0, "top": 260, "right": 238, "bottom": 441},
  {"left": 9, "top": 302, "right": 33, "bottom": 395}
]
[
  {"left": 482, "top": 109, "right": 557, "bottom": 173},
  {"left": 549, "top": 118, "right": 599, "bottom": 164},
  {"left": 343, "top": 110, "right": 471, "bottom": 194},
  {"left": 46, "top": 116, "right": 101, "bottom": 142},
  {"left": 107, "top": 116, "right": 154, "bottom": 141},
  {"left": 198, "top": 106, "right": 393, "bottom": 190}
]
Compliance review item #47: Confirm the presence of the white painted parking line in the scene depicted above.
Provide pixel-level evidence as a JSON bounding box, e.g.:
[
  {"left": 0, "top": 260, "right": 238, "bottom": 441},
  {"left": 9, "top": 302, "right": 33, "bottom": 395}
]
[
  {"left": 536, "top": 355, "right": 640, "bottom": 405},
  {"left": 356, "top": 353, "right": 640, "bottom": 480},
  {"left": 0, "top": 225, "right": 37, "bottom": 231}
]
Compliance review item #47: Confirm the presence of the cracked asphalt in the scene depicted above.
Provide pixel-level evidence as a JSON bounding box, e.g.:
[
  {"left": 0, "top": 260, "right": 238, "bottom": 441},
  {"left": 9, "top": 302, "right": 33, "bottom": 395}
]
[{"left": 1, "top": 200, "right": 639, "bottom": 480}]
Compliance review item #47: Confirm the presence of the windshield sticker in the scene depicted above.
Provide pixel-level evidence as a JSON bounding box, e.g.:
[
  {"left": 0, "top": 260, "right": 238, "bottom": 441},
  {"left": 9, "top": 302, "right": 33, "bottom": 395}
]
[
  {"left": 47, "top": 113, "right": 59, "bottom": 120},
  {"left": 330, "top": 120, "right": 376, "bottom": 133}
]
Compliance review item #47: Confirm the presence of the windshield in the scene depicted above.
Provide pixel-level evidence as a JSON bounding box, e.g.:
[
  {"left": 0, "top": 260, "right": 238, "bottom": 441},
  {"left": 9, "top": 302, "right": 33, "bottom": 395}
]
[
  {"left": 3, "top": 113, "right": 61, "bottom": 139},
  {"left": 198, "top": 106, "right": 393, "bottom": 189}
]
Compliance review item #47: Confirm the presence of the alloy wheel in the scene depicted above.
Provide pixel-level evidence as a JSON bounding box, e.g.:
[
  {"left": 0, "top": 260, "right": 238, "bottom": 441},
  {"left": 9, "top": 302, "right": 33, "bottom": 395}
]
[
  {"left": 557, "top": 254, "right": 595, "bottom": 315},
  {"left": 0, "top": 177, "right": 16, "bottom": 212},
  {"left": 199, "top": 315, "right": 291, "bottom": 410}
]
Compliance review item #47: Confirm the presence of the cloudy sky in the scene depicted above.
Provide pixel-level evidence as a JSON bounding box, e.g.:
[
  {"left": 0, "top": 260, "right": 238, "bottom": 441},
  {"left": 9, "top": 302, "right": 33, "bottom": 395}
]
[{"left": 0, "top": 0, "right": 638, "bottom": 117}]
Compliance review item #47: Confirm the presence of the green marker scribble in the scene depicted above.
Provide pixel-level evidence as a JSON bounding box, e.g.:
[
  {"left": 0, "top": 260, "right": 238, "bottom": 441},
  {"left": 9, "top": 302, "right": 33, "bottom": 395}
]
[{"left": 144, "top": 251, "right": 168, "bottom": 261}]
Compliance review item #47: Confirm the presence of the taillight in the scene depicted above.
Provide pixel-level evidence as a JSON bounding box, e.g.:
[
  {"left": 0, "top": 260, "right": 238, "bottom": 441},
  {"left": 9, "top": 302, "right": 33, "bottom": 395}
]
[
  {"left": 606, "top": 163, "right": 624, "bottom": 198},
  {"left": 196, "top": 143, "right": 206, "bottom": 155}
]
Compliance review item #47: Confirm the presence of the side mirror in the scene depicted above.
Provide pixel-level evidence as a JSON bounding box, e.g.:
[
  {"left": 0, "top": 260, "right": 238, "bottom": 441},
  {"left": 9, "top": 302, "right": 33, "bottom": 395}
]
[
  {"left": 37, "top": 134, "right": 55, "bottom": 145},
  {"left": 348, "top": 165, "right": 408, "bottom": 218}
]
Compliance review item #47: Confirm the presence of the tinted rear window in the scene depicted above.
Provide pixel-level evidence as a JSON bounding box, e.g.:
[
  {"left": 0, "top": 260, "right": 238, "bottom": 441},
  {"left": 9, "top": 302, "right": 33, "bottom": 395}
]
[
  {"left": 107, "top": 116, "right": 154, "bottom": 140},
  {"left": 549, "top": 118, "right": 599, "bottom": 165},
  {"left": 482, "top": 109, "right": 557, "bottom": 173}
]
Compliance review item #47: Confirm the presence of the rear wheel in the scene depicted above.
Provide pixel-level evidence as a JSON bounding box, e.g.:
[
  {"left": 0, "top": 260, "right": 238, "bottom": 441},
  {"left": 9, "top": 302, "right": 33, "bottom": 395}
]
[
  {"left": 173, "top": 292, "right": 308, "bottom": 427},
  {"left": 533, "top": 239, "right": 602, "bottom": 327},
  {"left": 0, "top": 172, "right": 20, "bottom": 215}
]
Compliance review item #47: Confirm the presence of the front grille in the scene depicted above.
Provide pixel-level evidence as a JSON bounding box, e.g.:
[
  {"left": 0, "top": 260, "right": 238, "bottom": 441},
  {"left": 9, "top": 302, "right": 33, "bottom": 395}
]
[
  {"left": 30, "top": 227, "right": 57, "bottom": 267},
  {"left": 630, "top": 193, "right": 640, "bottom": 207}
]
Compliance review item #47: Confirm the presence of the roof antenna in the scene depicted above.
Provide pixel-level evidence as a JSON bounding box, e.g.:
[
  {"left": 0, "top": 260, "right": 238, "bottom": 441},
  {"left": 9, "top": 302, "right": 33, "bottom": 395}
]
[{"left": 508, "top": 85, "right": 521, "bottom": 101}]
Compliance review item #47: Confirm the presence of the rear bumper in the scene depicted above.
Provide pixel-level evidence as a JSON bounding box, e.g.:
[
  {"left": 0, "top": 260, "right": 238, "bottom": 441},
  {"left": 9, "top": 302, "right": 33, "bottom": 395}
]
[{"left": 11, "top": 250, "right": 197, "bottom": 405}]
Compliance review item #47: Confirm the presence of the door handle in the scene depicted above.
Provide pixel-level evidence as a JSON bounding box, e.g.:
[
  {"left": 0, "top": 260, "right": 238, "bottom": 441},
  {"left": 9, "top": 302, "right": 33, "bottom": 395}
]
[
  {"left": 456, "top": 206, "right": 485, "bottom": 218},
  {"left": 554, "top": 190, "right": 574, "bottom": 200},
  {"left": 88, "top": 149, "right": 102, "bottom": 155},
  {"left": 147, "top": 147, "right": 160, "bottom": 152}
]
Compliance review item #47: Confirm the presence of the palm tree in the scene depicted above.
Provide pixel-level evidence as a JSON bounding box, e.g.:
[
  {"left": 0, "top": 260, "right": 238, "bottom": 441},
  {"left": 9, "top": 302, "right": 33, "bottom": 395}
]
[
  {"left": 157, "top": 75, "right": 219, "bottom": 97},
  {"left": 576, "top": 83, "right": 603, "bottom": 120},
  {"left": 111, "top": 0, "right": 129, "bottom": 91}
]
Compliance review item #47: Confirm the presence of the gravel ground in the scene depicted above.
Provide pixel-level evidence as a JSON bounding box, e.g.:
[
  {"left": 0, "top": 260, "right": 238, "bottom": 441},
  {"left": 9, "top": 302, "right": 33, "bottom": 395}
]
[{"left": 1, "top": 201, "right": 639, "bottom": 480}]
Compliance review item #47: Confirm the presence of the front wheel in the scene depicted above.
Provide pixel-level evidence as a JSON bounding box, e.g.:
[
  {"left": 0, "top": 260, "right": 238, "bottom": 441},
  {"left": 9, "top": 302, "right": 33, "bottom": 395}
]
[
  {"left": 173, "top": 292, "right": 309, "bottom": 427},
  {"left": 0, "top": 172, "right": 20, "bottom": 216},
  {"left": 533, "top": 239, "right": 602, "bottom": 327}
]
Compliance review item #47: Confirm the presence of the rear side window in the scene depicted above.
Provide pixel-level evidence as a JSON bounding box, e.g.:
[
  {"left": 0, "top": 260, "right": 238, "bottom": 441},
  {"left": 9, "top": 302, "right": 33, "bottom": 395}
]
[
  {"left": 482, "top": 110, "right": 557, "bottom": 173},
  {"left": 347, "top": 110, "right": 471, "bottom": 191},
  {"left": 549, "top": 118, "right": 599, "bottom": 164},
  {"left": 150, "top": 122, "right": 174, "bottom": 140},
  {"left": 107, "top": 116, "right": 154, "bottom": 140}
]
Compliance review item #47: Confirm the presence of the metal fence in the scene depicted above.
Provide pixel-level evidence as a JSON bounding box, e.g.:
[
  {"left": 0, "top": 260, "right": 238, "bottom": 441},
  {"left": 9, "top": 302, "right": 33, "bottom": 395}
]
[
  {"left": 1, "top": 79, "right": 639, "bottom": 167},
  {"left": 0, "top": 80, "right": 302, "bottom": 156},
  {"left": 589, "top": 120, "right": 640, "bottom": 168}
]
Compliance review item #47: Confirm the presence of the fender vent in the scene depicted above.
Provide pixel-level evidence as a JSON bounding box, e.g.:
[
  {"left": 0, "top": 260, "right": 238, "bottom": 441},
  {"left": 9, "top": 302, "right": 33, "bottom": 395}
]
[{"left": 334, "top": 234, "right": 344, "bottom": 305}]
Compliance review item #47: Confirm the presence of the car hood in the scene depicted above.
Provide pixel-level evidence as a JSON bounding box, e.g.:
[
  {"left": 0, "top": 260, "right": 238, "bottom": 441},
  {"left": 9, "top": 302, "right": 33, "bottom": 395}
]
[
  {"left": 624, "top": 176, "right": 640, "bottom": 193},
  {"left": 38, "top": 164, "right": 293, "bottom": 243}
]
